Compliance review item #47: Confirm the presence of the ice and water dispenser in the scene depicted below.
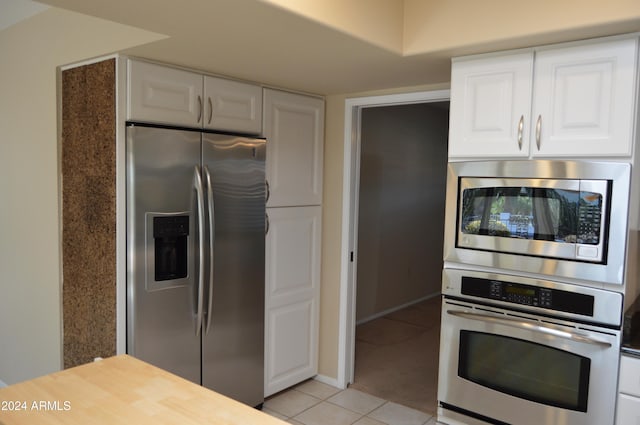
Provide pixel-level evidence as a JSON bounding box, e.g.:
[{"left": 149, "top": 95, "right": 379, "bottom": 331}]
[{"left": 152, "top": 215, "right": 189, "bottom": 282}]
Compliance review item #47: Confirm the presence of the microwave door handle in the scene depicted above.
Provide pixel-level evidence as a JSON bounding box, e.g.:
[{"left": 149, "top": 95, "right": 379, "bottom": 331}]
[
  {"left": 447, "top": 310, "right": 612, "bottom": 348},
  {"left": 193, "top": 166, "right": 206, "bottom": 336},
  {"left": 203, "top": 165, "right": 215, "bottom": 335}
]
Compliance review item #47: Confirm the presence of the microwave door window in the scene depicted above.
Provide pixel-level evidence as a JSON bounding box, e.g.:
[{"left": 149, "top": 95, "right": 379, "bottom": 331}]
[
  {"left": 462, "top": 187, "right": 534, "bottom": 239},
  {"left": 460, "top": 185, "right": 591, "bottom": 244}
]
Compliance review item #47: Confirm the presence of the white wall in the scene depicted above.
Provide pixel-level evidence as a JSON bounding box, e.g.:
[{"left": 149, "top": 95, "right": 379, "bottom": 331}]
[{"left": 0, "top": 8, "right": 162, "bottom": 385}]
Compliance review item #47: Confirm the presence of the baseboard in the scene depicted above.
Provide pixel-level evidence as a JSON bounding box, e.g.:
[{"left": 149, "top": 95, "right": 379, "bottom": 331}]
[
  {"left": 356, "top": 292, "right": 441, "bottom": 326},
  {"left": 313, "top": 373, "right": 345, "bottom": 390},
  {"left": 0, "top": 378, "right": 7, "bottom": 388}
]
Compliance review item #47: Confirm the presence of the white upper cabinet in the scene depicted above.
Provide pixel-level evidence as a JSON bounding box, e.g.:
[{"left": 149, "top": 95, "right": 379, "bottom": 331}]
[
  {"left": 263, "top": 89, "right": 324, "bottom": 207},
  {"left": 128, "top": 60, "right": 204, "bottom": 128},
  {"left": 448, "top": 52, "right": 534, "bottom": 158},
  {"left": 449, "top": 36, "right": 638, "bottom": 159},
  {"left": 204, "top": 76, "right": 262, "bottom": 134},
  {"left": 532, "top": 38, "right": 637, "bottom": 157},
  {"left": 127, "top": 59, "right": 263, "bottom": 134}
]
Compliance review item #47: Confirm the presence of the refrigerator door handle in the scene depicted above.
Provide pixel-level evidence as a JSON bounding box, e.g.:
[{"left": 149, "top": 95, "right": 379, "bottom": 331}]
[
  {"left": 193, "top": 165, "right": 206, "bottom": 336},
  {"left": 203, "top": 165, "right": 215, "bottom": 335}
]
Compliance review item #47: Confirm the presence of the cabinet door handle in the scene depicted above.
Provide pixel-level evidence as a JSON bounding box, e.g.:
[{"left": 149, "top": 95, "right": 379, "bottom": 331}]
[
  {"left": 197, "top": 95, "right": 203, "bottom": 123},
  {"left": 265, "top": 212, "right": 270, "bottom": 235},
  {"left": 265, "top": 180, "right": 270, "bottom": 203},
  {"left": 207, "top": 97, "right": 213, "bottom": 125},
  {"left": 517, "top": 115, "right": 524, "bottom": 151},
  {"left": 535, "top": 115, "right": 542, "bottom": 150}
]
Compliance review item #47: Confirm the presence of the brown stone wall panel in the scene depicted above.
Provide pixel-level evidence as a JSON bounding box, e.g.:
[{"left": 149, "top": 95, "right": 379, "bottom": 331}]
[{"left": 61, "top": 59, "right": 117, "bottom": 368}]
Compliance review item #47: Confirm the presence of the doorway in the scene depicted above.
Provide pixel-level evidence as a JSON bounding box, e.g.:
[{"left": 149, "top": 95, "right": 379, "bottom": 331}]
[{"left": 337, "top": 90, "right": 450, "bottom": 413}]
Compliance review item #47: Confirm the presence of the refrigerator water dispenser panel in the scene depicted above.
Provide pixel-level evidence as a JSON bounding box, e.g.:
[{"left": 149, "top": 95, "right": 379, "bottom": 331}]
[
  {"left": 144, "top": 211, "right": 191, "bottom": 291},
  {"left": 153, "top": 216, "right": 189, "bottom": 281}
]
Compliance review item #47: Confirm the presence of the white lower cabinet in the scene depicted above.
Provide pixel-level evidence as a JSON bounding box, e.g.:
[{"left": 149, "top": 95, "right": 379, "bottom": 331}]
[
  {"left": 616, "top": 354, "right": 640, "bottom": 425},
  {"left": 264, "top": 206, "right": 321, "bottom": 397},
  {"left": 617, "top": 393, "right": 640, "bottom": 425}
]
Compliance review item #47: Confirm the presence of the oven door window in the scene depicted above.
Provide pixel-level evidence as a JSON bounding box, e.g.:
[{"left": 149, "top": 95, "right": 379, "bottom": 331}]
[
  {"left": 460, "top": 185, "right": 602, "bottom": 245},
  {"left": 458, "top": 331, "right": 590, "bottom": 412}
]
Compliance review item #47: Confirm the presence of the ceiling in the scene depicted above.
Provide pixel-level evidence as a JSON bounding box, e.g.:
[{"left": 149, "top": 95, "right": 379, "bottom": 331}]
[
  {"left": 1, "top": 0, "right": 49, "bottom": 31},
  {"left": 6, "top": 0, "right": 640, "bottom": 95}
]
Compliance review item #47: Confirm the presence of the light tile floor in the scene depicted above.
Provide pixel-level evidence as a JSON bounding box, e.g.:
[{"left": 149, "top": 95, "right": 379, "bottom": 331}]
[
  {"left": 350, "top": 296, "right": 441, "bottom": 415},
  {"left": 264, "top": 379, "right": 444, "bottom": 425}
]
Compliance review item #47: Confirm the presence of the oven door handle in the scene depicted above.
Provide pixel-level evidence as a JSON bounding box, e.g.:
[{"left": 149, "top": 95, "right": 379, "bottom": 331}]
[{"left": 447, "top": 310, "right": 612, "bottom": 348}]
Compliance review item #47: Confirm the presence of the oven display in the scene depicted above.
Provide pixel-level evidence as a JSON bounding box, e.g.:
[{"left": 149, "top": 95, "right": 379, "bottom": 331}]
[
  {"left": 506, "top": 286, "right": 535, "bottom": 296},
  {"left": 488, "top": 280, "right": 551, "bottom": 307},
  {"left": 463, "top": 277, "right": 594, "bottom": 316}
]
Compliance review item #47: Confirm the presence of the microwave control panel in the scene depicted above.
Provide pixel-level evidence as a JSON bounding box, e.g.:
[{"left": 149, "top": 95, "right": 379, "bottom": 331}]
[
  {"left": 577, "top": 200, "right": 602, "bottom": 245},
  {"left": 461, "top": 276, "right": 594, "bottom": 317}
]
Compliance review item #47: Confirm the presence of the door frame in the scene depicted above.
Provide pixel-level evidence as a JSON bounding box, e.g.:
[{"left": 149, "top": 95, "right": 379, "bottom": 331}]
[{"left": 337, "top": 89, "right": 450, "bottom": 388}]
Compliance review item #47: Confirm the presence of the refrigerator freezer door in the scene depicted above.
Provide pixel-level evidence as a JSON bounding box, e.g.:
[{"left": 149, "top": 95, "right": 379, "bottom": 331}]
[
  {"left": 201, "top": 133, "right": 266, "bottom": 407},
  {"left": 126, "top": 125, "right": 202, "bottom": 384}
]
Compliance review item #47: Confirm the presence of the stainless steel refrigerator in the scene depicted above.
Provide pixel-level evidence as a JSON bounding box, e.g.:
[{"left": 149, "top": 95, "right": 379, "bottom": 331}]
[{"left": 126, "top": 124, "right": 265, "bottom": 407}]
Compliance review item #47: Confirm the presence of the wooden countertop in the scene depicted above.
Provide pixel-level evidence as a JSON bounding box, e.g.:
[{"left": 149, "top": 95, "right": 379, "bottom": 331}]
[{"left": 0, "top": 355, "right": 286, "bottom": 425}]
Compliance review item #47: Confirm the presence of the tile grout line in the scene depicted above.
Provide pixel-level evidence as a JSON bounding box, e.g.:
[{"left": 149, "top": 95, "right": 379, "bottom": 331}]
[
  {"left": 283, "top": 390, "right": 435, "bottom": 425},
  {"left": 266, "top": 394, "right": 436, "bottom": 425},
  {"left": 276, "top": 387, "right": 408, "bottom": 425},
  {"left": 289, "top": 388, "right": 378, "bottom": 424}
]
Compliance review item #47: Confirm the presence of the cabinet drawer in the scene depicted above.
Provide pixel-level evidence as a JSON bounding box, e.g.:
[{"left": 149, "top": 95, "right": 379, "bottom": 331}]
[
  {"left": 616, "top": 393, "right": 640, "bottom": 425},
  {"left": 619, "top": 355, "right": 640, "bottom": 397}
]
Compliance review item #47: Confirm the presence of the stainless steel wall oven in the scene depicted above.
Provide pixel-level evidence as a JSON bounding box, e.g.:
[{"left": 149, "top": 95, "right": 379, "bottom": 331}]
[
  {"left": 443, "top": 160, "right": 631, "bottom": 286},
  {"left": 438, "top": 268, "right": 622, "bottom": 425}
]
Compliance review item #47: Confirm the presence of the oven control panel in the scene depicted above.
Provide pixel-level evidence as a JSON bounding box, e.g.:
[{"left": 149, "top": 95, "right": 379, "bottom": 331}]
[
  {"left": 462, "top": 276, "right": 594, "bottom": 317},
  {"left": 488, "top": 281, "right": 552, "bottom": 308}
]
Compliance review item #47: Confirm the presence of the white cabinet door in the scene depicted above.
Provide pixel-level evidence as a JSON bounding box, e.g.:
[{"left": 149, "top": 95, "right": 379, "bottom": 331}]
[
  {"left": 263, "top": 89, "right": 324, "bottom": 207},
  {"left": 264, "top": 206, "right": 321, "bottom": 396},
  {"left": 204, "top": 76, "right": 262, "bottom": 134},
  {"left": 620, "top": 355, "right": 640, "bottom": 397},
  {"left": 448, "top": 52, "right": 534, "bottom": 158},
  {"left": 616, "top": 393, "right": 640, "bottom": 425},
  {"left": 127, "top": 59, "right": 203, "bottom": 128},
  {"left": 617, "top": 355, "right": 640, "bottom": 425},
  {"left": 532, "top": 37, "right": 638, "bottom": 157}
]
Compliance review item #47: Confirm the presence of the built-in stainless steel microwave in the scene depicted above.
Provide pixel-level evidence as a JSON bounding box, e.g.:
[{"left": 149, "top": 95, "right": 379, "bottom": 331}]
[{"left": 443, "top": 160, "right": 631, "bottom": 286}]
